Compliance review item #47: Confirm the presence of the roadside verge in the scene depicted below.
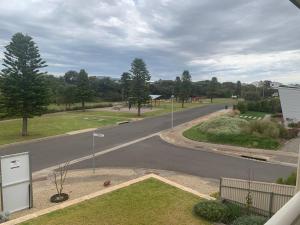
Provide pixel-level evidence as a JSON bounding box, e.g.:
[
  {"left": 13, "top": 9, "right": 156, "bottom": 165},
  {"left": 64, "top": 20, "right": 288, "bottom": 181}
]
[{"left": 160, "top": 110, "right": 298, "bottom": 167}]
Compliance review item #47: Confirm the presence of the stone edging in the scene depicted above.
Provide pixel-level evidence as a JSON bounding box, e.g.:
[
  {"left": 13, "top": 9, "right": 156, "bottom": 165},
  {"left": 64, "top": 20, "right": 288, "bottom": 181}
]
[{"left": 4, "top": 174, "right": 214, "bottom": 225}]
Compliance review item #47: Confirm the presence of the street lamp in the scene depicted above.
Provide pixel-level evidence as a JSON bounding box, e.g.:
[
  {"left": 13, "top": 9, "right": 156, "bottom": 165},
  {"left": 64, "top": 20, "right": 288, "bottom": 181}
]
[
  {"left": 171, "top": 95, "right": 174, "bottom": 129},
  {"left": 92, "top": 130, "right": 104, "bottom": 174},
  {"left": 291, "top": 0, "right": 300, "bottom": 9}
]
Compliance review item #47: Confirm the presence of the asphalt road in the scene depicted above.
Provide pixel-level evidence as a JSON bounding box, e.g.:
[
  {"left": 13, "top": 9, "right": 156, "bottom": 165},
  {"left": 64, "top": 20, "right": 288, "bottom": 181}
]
[
  {"left": 0, "top": 104, "right": 225, "bottom": 171},
  {"left": 70, "top": 136, "right": 294, "bottom": 182}
]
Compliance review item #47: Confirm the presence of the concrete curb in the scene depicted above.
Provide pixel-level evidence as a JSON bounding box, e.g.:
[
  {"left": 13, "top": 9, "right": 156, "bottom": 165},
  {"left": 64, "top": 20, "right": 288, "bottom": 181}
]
[
  {"left": 160, "top": 110, "right": 298, "bottom": 167},
  {"left": 4, "top": 174, "right": 214, "bottom": 225}
]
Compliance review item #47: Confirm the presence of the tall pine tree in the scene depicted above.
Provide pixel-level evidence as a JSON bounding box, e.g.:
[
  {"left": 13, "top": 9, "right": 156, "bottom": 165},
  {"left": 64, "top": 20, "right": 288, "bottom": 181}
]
[
  {"left": 0, "top": 33, "right": 49, "bottom": 136},
  {"left": 130, "top": 58, "right": 151, "bottom": 116},
  {"left": 120, "top": 72, "right": 131, "bottom": 101}
]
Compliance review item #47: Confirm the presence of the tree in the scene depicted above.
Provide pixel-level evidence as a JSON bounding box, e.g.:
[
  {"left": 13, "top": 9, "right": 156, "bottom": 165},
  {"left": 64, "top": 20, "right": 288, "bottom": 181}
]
[
  {"left": 77, "top": 69, "right": 91, "bottom": 110},
  {"left": 174, "top": 76, "right": 181, "bottom": 101},
  {"left": 208, "top": 77, "right": 219, "bottom": 103},
  {"left": 0, "top": 33, "right": 49, "bottom": 136},
  {"left": 64, "top": 70, "right": 78, "bottom": 85},
  {"left": 179, "top": 70, "right": 192, "bottom": 108},
  {"left": 130, "top": 58, "right": 151, "bottom": 116},
  {"left": 120, "top": 72, "right": 131, "bottom": 101},
  {"left": 236, "top": 80, "right": 242, "bottom": 98}
]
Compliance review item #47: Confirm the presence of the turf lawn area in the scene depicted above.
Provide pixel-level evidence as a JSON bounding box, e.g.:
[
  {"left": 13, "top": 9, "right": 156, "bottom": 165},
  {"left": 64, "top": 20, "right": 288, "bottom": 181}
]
[
  {"left": 21, "top": 178, "right": 211, "bottom": 225},
  {"left": 183, "top": 125, "right": 280, "bottom": 150},
  {"left": 239, "top": 111, "right": 267, "bottom": 120},
  {"left": 0, "top": 111, "right": 132, "bottom": 145},
  {"left": 143, "top": 98, "right": 236, "bottom": 117},
  {"left": 0, "top": 98, "right": 235, "bottom": 146}
]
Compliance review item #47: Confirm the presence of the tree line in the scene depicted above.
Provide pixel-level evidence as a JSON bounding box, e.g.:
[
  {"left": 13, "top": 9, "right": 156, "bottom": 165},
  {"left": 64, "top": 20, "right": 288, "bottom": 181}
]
[{"left": 0, "top": 33, "right": 277, "bottom": 136}]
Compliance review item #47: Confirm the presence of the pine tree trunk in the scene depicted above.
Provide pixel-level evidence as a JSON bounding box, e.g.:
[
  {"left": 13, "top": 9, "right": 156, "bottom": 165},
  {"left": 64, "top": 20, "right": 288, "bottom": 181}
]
[
  {"left": 137, "top": 103, "right": 141, "bottom": 116},
  {"left": 181, "top": 100, "right": 184, "bottom": 108},
  {"left": 82, "top": 101, "right": 85, "bottom": 111},
  {"left": 22, "top": 117, "right": 28, "bottom": 136},
  {"left": 210, "top": 97, "right": 213, "bottom": 103}
]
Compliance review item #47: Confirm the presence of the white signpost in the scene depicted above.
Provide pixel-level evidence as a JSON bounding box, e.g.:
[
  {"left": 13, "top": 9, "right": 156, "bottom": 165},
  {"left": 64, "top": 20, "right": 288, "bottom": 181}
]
[{"left": 0, "top": 152, "right": 32, "bottom": 213}]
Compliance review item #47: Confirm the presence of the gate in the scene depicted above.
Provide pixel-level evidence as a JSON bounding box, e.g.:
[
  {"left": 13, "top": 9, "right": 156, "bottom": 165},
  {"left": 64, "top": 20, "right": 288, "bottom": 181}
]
[{"left": 0, "top": 152, "right": 33, "bottom": 213}]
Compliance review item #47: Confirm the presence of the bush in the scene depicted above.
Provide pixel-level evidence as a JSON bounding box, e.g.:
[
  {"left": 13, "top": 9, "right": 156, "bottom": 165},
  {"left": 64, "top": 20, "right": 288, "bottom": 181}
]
[
  {"left": 236, "top": 102, "right": 247, "bottom": 114},
  {"left": 288, "top": 122, "right": 300, "bottom": 128},
  {"left": 243, "top": 120, "right": 280, "bottom": 139},
  {"left": 277, "top": 171, "right": 296, "bottom": 186},
  {"left": 231, "top": 215, "right": 267, "bottom": 225},
  {"left": 197, "top": 116, "right": 249, "bottom": 135},
  {"left": 194, "top": 200, "right": 228, "bottom": 222},
  {"left": 223, "top": 202, "right": 244, "bottom": 224},
  {"left": 280, "top": 128, "right": 299, "bottom": 140}
]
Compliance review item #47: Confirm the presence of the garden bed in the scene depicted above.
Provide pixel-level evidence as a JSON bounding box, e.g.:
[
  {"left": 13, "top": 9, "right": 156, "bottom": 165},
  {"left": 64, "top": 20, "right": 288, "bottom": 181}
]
[{"left": 183, "top": 114, "right": 297, "bottom": 150}]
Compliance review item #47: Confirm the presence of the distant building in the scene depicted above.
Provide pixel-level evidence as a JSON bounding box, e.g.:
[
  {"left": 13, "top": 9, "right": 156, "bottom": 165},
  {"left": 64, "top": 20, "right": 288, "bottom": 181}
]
[
  {"left": 251, "top": 81, "right": 282, "bottom": 89},
  {"left": 278, "top": 86, "right": 300, "bottom": 124}
]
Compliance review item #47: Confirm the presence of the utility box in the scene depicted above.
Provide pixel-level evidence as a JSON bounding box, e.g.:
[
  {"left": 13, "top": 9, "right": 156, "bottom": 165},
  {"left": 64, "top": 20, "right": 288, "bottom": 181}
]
[{"left": 0, "top": 152, "right": 33, "bottom": 213}]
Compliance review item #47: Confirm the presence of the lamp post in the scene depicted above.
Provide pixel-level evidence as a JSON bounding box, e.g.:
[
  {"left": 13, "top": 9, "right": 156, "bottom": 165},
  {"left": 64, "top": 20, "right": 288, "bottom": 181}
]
[
  {"left": 171, "top": 95, "right": 174, "bottom": 129},
  {"left": 92, "top": 130, "right": 104, "bottom": 174}
]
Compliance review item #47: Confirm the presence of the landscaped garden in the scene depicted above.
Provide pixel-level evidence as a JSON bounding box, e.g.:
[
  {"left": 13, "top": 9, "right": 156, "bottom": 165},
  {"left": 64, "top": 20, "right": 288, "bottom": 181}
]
[
  {"left": 20, "top": 178, "right": 212, "bottom": 225},
  {"left": 183, "top": 111, "right": 298, "bottom": 150}
]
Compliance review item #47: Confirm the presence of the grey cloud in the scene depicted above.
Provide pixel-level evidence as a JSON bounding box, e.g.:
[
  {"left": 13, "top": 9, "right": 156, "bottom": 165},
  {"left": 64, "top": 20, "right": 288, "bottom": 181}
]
[{"left": 0, "top": 0, "right": 300, "bottom": 83}]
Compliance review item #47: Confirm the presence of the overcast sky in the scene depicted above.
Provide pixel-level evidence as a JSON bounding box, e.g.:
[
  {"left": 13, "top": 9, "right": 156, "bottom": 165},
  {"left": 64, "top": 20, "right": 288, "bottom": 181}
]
[{"left": 0, "top": 0, "right": 300, "bottom": 83}]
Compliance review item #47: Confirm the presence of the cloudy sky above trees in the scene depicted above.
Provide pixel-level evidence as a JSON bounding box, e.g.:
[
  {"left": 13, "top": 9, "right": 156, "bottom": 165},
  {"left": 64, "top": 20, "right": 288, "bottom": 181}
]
[{"left": 0, "top": 0, "right": 300, "bottom": 83}]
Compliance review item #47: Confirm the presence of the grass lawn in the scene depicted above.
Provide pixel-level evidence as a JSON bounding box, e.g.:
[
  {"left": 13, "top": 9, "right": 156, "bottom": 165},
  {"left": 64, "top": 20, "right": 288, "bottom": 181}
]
[
  {"left": 143, "top": 98, "right": 236, "bottom": 117},
  {"left": 183, "top": 125, "right": 280, "bottom": 150},
  {"left": 21, "top": 178, "right": 211, "bottom": 225},
  {"left": 239, "top": 111, "right": 267, "bottom": 120},
  {"left": 0, "top": 111, "right": 133, "bottom": 145},
  {"left": 0, "top": 98, "right": 234, "bottom": 146}
]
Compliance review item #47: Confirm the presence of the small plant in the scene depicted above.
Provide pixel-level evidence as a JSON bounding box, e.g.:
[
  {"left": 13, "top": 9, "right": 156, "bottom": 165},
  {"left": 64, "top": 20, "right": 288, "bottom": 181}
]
[
  {"left": 50, "top": 162, "right": 70, "bottom": 203},
  {"left": 0, "top": 212, "right": 9, "bottom": 222},
  {"left": 194, "top": 200, "right": 228, "bottom": 222},
  {"left": 231, "top": 215, "right": 267, "bottom": 225},
  {"left": 276, "top": 171, "right": 296, "bottom": 186}
]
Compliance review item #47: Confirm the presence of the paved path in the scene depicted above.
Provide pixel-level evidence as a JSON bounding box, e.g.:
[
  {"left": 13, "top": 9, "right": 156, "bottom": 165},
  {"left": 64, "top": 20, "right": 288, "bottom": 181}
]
[{"left": 0, "top": 104, "right": 225, "bottom": 171}]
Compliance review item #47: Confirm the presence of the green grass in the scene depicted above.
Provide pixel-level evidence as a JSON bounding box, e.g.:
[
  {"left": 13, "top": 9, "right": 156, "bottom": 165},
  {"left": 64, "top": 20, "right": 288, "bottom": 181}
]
[
  {"left": 183, "top": 125, "right": 280, "bottom": 150},
  {"left": 0, "top": 111, "right": 133, "bottom": 145},
  {"left": 21, "top": 178, "right": 211, "bottom": 225},
  {"left": 0, "top": 98, "right": 234, "bottom": 146},
  {"left": 239, "top": 111, "right": 267, "bottom": 120}
]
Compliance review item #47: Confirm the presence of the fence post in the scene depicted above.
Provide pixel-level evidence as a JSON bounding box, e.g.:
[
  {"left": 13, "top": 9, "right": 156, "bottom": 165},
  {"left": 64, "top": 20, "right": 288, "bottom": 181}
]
[{"left": 269, "top": 192, "right": 274, "bottom": 218}]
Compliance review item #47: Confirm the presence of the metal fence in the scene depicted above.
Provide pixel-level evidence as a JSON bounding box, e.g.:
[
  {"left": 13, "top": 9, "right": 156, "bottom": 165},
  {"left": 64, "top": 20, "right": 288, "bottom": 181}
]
[{"left": 220, "top": 177, "right": 295, "bottom": 217}]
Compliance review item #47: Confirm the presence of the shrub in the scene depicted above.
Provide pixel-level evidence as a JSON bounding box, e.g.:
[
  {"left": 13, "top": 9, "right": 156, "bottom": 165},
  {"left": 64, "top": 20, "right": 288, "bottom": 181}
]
[
  {"left": 280, "top": 128, "right": 299, "bottom": 140},
  {"left": 236, "top": 102, "right": 247, "bottom": 114},
  {"left": 276, "top": 171, "right": 296, "bottom": 186},
  {"left": 197, "top": 116, "right": 249, "bottom": 135},
  {"left": 243, "top": 120, "right": 280, "bottom": 139},
  {"left": 223, "top": 201, "right": 244, "bottom": 224},
  {"left": 231, "top": 215, "right": 267, "bottom": 225},
  {"left": 288, "top": 122, "right": 300, "bottom": 128},
  {"left": 194, "top": 200, "right": 228, "bottom": 222}
]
